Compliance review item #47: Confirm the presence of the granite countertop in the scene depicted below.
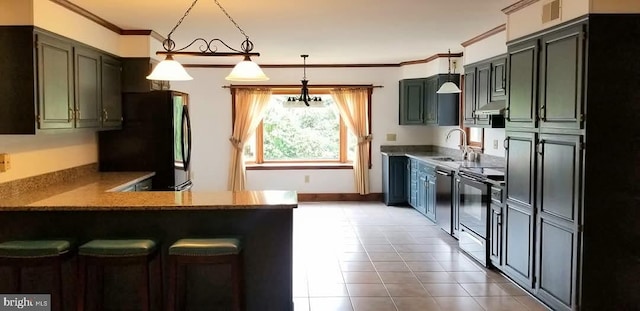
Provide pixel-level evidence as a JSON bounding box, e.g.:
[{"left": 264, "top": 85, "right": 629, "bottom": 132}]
[
  {"left": 0, "top": 172, "right": 297, "bottom": 211},
  {"left": 382, "top": 151, "right": 468, "bottom": 171}
]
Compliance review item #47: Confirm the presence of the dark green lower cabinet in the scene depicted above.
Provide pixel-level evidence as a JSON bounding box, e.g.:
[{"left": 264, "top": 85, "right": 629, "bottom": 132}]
[
  {"left": 502, "top": 202, "right": 535, "bottom": 290},
  {"left": 382, "top": 154, "right": 407, "bottom": 205},
  {"left": 536, "top": 219, "right": 578, "bottom": 311}
]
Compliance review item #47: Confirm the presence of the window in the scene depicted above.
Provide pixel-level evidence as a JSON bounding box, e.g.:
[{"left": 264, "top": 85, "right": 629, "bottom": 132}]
[{"left": 238, "top": 88, "right": 372, "bottom": 169}]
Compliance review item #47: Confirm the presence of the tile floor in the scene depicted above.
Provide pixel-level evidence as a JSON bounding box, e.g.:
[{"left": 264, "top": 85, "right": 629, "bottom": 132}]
[{"left": 292, "top": 202, "right": 549, "bottom": 311}]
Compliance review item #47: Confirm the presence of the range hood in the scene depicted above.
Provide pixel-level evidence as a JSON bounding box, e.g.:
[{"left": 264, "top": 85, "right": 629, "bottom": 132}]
[{"left": 474, "top": 100, "right": 506, "bottom": 115}]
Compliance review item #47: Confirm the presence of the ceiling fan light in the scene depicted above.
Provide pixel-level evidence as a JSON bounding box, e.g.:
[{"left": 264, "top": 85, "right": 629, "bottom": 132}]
[
  {"left": 146, "top": 55, "right": 193, "bottom": 81},
  {"left": 436, "top": 82, "right": 462, "bottom": 94},
  {"left": 225, "top": 56, "right": 269, "bottom": 81}
]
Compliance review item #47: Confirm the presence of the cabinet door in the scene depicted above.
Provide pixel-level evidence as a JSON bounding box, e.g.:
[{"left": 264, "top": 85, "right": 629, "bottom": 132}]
[
  {"left": 506, "top": 39, "right": 539, "bottom": 129},
  {"left": 490, "top": 204, "right": 503, "bottom": 268},
  {"left": 74, "top": 47, "right": 101, "bottom": 128},
  {"left": 503, "top": 201, "right": 535, "bottom": 289},
  {"left": 101, "top": 55, "right": 122, "bottom": 128},
  {"left": 491, "top": 58, "right": 507, "bottom": 101},
  {"left": 475, "top": 63, "right": 491, "bottom": 126},
  {"left": 37, "top": 34, "right": 74, "bottom": 129},
  {"left": 505, "top": 131, "right": 537, "bottom": 209},
  {"left": 424, "top": 77, "right": 438, "bottom": 125},
  {"left": 417, "top": 175, "right": 427, "bottom": 215},
  {"left": 399, "top": 79, "right": 425, "bottom": 125},
  {"left": 535, "top": 134, "right": 582, "bottom": 310},
  {"left": 409, "top": 159, "right": 419, "bottom": 207},
  {"left": 425, "top": 174, "right": 437, "bottom": 223},
  {"left": 463, "top": 69, "right": 476, "bottom": 126},
  {"left": 539, "top": 25, "right": 585, "bottom": 130}
]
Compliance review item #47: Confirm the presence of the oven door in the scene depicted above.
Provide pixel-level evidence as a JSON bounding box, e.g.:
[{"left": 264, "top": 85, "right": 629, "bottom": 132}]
[{"left": 457, "top": 173, "right": 490, "bottom": 239}]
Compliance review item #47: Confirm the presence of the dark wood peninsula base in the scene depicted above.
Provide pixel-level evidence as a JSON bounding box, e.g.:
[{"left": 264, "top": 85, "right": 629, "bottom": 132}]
[{"left": 0, "top": 185, "right": 297, "bottom": 311}]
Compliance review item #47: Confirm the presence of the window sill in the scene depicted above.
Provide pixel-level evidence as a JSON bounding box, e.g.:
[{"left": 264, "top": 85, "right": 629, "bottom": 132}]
[{"left": 246, "top": 163, "right": 353, "bottom": 170}]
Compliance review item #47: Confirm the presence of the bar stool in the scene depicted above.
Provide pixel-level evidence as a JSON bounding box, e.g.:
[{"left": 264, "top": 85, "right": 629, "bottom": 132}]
[
  {"left": 167, "top": 238, "right": 244, "bottom": 311},
  {"left": 76, "top": 239, "right": 160, "bottom": 311},
  {"left": 0, "top": 240, "right": 71, "bottom": 311}
]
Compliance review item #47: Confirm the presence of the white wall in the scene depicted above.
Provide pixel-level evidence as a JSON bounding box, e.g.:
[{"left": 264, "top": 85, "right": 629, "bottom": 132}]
[
  {"left": 0, "top": 132, "right": 97, "bottom": 183},
  {"left": 172, "top": 66, "right": 434, "bottom": 193}
]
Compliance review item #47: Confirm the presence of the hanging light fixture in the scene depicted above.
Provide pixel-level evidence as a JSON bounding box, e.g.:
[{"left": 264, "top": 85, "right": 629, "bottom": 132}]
[
  {"left": 436, "top": 49, "right": 461, "bottom": 94},
  {"left": 146, "top": 0, "right": 269, "bottom": 82},
  {"left": 286, "top": 55, "right": 324, "bottom": 107}
]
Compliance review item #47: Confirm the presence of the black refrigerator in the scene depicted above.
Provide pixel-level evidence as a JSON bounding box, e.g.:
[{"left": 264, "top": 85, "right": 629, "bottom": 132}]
[{"left": 98, "top": 90, "right": 192, "bottom": 191}]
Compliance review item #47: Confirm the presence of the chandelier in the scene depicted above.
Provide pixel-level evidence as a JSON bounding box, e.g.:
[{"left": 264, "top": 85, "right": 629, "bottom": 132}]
[
  {"left": 286, "top": 55, "right": 323, "bottom": 107},
  {"left": 146, "top": 0, "right": 269, "bottom": 82}
]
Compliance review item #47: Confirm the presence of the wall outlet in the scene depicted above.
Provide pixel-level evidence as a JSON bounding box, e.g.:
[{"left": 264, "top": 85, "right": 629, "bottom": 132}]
[
  {"left": 304, "top": 175, "right": 310, "bottom": 183},
  {"left": 0, "top": 153, "right": 10, "bottom": 172},
  {"left": 493, "top": 140, "right": 499, "bottom": 149},
  {"left": 386, "top": 133, "right": 397, "bottom": 141}
]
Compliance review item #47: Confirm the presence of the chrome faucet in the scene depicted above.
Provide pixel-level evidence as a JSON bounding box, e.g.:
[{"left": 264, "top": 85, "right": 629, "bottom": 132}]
[{"left": 446, "top": 128, "right": 469, "bottom": 160}]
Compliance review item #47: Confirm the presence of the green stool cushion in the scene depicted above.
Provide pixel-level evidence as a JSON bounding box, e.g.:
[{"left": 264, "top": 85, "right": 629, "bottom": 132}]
[
  {"left": 0, "top": 240, "right": 70, "bottom": 258},
  {"left": 79, "top": 239, "right": 156, "bottom": 257},
  {"left": 169, "top": 238, "right": 241, "bottom": 256}
]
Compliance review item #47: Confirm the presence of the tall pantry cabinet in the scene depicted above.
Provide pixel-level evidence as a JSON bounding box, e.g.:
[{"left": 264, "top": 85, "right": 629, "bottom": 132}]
[{"left": 503, "top": 15, "right": 640, "bottom": 311}]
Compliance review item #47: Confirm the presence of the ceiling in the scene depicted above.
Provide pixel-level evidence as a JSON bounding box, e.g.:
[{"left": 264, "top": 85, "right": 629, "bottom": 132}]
[{"left": 69, "top": 0, "right": 514, "bottom": 65}]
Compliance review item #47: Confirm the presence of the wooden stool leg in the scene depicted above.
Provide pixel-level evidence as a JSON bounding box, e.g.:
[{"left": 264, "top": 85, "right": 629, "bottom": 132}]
[
  {"left": 76, "top": 257, "right": 86, "bottom": 311},
  {"left": 11, "top": 265, "right": 21, "bottom": 292},
  {"left": 51, "top": 257, "right": 63, "bottom": 311},
  {"left": 141, "top": 257, "right": 150, "bottom": 311},
  {"left": 96, "top": 263, "right": 104, "bottom": 311},
  {"left": 231, "top": 256, "right": 241, "bottom": 311},
  {"left": 167, "top": 256, "right": 177, "bottom": 311}
]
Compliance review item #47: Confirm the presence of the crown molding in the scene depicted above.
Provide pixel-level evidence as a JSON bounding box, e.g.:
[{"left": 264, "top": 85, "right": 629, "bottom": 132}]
[
  {"left": 461, "top": 24, "right": 507, "bottom": 47},
  {"left": 49, "top": 0, "right": 121, "bottom": 34}
]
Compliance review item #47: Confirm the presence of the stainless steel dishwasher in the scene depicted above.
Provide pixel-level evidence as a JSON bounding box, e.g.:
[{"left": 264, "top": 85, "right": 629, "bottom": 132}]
[{"left": 435, "top": 168, "right": 454, "bottom": 235}]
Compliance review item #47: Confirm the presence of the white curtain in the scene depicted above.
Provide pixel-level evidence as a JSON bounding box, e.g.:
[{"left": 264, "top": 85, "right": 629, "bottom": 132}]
[{"left": 330, "top": 88, "right": 371, "bottom": 195}]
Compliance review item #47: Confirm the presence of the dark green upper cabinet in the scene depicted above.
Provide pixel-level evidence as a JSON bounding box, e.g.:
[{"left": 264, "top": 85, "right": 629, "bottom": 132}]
[
  {"left": 122, "top": 58, "right": 170, "bottom": 93},
  {"left": 464, "top": 55, "right": 506, "bottom": 128},
  {"left": 463, "top": 69, "right": 476, "bottom": 125},
  {"left": 0, "top": 26, "right": 122, "bottom": 134},
  {"left": 506, "top": 39, "right": 539, "bottom": 129},
  {"left": 424, "top": 77, "right": 439, "bottom": 125},
  {"left": 399, "top": 79, "right": 425, "bottom": 125},
  {"left": 101, "top": 55, "right": 123, "bottom": 129},
  {"left": 399, "top": 74, "right": 459, "bottom": 126},
  {"left": 37, "top": 34, "right": 75, "bottom": 130},
  {"left": 74, "top": 47, "right": 101, "bottom": 128},
  {"left": 491, "top": 58, "right": 507, "bottom": 101},
  {"left": 539, "top": 24, "right": 585, "bottom": 130}
]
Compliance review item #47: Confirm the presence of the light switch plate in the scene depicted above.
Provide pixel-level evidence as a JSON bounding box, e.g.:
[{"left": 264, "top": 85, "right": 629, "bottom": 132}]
[
  {"left": 493, "top": 140, "right": 499, "bottom": 149},
  {"left": 0, "top": 153, "right": 10, "bottom": 172}
]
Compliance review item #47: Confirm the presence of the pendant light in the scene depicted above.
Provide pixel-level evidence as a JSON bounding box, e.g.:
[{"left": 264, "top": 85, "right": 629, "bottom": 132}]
[
  {"left": 146, "top": 0, "right": 269, "bottom": 82},
  {"left": 437, "top": 49, "right": 461, "bottom": 94}
]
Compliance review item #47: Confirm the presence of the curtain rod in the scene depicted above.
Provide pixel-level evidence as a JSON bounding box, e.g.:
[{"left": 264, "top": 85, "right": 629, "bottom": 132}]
[{"left": 222, "top": 84, "right": 383, "bottom": 89}]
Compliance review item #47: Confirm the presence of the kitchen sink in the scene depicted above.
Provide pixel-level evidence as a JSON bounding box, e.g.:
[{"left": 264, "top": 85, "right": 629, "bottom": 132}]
[{"left": 431, "top": 157, "right": 458, "bottom": 162}]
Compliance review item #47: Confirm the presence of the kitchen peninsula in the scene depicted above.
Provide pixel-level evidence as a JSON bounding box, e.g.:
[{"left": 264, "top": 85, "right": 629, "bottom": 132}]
[{"left": 0, "top": 172, "right": 297, "bottom": 311}]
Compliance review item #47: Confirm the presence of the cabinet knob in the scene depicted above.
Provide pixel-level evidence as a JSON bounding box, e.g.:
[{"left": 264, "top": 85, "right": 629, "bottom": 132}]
[
  {"left": 68, "top": 108, "right": 74, "bottom": 122},
  {"left": 102, "top": 108, "right": 109, "bottom": 121}
]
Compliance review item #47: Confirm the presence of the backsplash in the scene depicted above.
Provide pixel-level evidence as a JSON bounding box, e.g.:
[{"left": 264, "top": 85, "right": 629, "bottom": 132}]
[
  {"left": 380, "top": 145, "right": 505, "bottom": 167},
  {"left": 0, "top": 163, "right": 97, "bottom": 199}
]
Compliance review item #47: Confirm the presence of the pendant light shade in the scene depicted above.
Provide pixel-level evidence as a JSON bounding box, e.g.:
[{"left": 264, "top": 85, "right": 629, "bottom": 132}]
[
  {"left": 436, "top": 81, "right": 461, "bottom": 94},
  {"left": 225, "top": 56, "right": 269, "bottom": 81},
  {"left": 436, "top": 49, "right": 461, "bottom": 94},
  {"left": 146, "top": 55, "right": 193, "bottom": 81}
]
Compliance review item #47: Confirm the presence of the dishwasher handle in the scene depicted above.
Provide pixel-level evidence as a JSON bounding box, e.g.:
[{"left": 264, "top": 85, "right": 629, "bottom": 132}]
[{"left": 436, "top": 170, "right": 452, "bottom": 176}]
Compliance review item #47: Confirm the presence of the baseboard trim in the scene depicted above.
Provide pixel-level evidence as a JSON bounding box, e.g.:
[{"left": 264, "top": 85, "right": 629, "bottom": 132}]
[{"left": 297, "top": 193, "right": 383, "bottom": 202}]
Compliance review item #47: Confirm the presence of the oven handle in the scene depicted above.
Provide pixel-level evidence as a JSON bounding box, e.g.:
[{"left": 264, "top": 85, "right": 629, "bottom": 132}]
[{"left": 458, "top": 172, "right": 485, "bottom": 183}]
